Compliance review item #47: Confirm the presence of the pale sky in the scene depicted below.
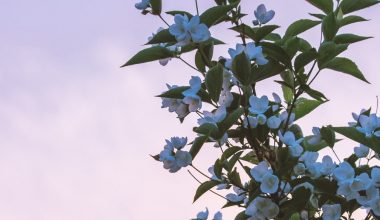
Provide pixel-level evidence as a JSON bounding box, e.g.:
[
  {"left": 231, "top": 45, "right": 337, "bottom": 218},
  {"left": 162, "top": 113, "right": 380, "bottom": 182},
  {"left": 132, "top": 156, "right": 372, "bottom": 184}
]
[{"left": 0, "top": 1, "right": 379, "bottom": 219}]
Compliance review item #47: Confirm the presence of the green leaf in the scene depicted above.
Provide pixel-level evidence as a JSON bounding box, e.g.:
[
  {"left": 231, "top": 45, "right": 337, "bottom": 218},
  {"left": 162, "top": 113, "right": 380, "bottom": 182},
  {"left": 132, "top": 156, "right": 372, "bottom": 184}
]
[
  {"left": 306, "top": 0, "right": 334, "bottom": 14},
  {"left": 157, "top": 86, "right": 189, "bottom": 99},
  {"left": 339, "top": 15, "right": 368, "bottom": 27},
  {"left": 226, "top": 151, "right": 244, "bottom": 172},
  {"left": 322, "top": 12, "right": 338, "bottom": 41},
  {"left": 232, "top": 52, "right": 251, "bottom": 85},
  {"left": 301, "top": 85, "right": 328, "bottom": 101},
  {"left": 309, "top": 13, "right": 326, "bottom": 19},
  {"left": 228, "top": 168, "right": 244, "bottom": 188},
  {"left": 219, "top": 107, "right": 244, "bottom": 132},
  {"left": 283, "top": 37, "right": 302, "bottom": 58},
  {"left": 334, "top": 34, "right": 372, "bottom": 44},
  {"left": 294, "top": 98, "right": 324, "bottom": 120},
  {"left": 195, "top": 50, "right": 206, "bottom": 72},
  {"left": 261, "top": 42, "right": 293, "bottom": 69},
  {"left": 193, "top": 180, "right": 220, "bottom": 202},
  {"left": 303, "top": 137, "right": 330, "bottom": 151},
  {"left": 322, "top": 57, "right": 369, "bottom": 83},
  {"left": 165, "top": 10, "right": 193, "bottom": 18},
  {"left": 200, "top": 3, "right": 237, "bottom": 27},
  {"left": 320, "top": 126, "right": 336, "bottom": 147},
  {"left": 252, "top": 25, "right": 280, "bottom": 42},
  {"left": 121, "top": 46, "right": 173, "bottom": 67},
  {"left": 340, "top": 0, "right": 380, "bottom": 14},
  {"left": 294, "top": 48, "right": 318, "bottom": 72},
  {"left": 150, "top": 0, "right": 162, "bottom": 15},
  {"left": 332, "top": 127, "right": 380, "bottom": 153},
  {"left": 221, "top": 146, "right": 243, "bottom": 161},
  {"left": 206, "top": 64, "right": 223, "bottom": 102},
  {"left": 251, "top": 60, "right": 286, "bottom": 83},
  {"left": 317, "top": 41, "right": 348, "bottom": 67},
  {"left": 280, "top": 70, "right": 294, "bottom": 103},
  {"left": 194, "top": 123, "right": 219, "bottom": 137},
  {"left": 284, "top": 19, "right": 321, "bottom": 39},
  {"left": 147, "top": 29, "right": 176, "bottom": 44},
  {"left": 189, "top": 135, "right": 209, "bottom": 160}
]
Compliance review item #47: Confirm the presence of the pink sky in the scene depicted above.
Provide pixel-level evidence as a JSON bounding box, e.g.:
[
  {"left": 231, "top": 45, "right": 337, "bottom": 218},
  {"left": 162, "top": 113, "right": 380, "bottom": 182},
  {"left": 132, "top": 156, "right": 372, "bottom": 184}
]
[{"left": 0, "top": 0, "right": 379, "bottom": 219}]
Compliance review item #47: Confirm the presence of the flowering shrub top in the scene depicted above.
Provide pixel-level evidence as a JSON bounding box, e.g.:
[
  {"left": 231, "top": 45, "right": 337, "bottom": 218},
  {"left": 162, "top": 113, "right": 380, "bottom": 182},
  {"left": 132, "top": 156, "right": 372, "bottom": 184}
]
[{"left": 124, "top": 0, "right": 380, "bottom": 219}]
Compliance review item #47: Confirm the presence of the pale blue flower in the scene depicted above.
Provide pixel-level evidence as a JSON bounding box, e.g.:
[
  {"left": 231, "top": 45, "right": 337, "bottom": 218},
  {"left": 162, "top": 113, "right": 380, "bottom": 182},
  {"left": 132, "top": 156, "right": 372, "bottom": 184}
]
[
  {"left": 253, "top": 4, "right": 275, "bottom": 25},
  {"left": 333, "top": 162, "right": 355, "bottom": 184},
  {"left": 213, "top": 211, "right": 223, "bottom": 220},
  {"left": 257, "top": 114, "right": 267, "bottom": 125},
  {"left": 299, "top": 151, "right": 318, "bottom": 168},
  {"left": 279, "top": 111, "right": 295, "bottom": 125},
  {"left": 267, "top": 115, "right": 281, "bottom": 129},
  {"left": 169, "top": 15, "right": 210, "bottom": 45},
  {"left": 250, "top": 161, "right": 272, "bottom": 182},
  {"left": 370, "top": 197, "right": 380, "bottom": 217},
  {"left": 350, "top": 172, "right": 372, "bottom": 192},
  {"left": 260, "top": 173, "right": 279, "bottom": 194},
  {"left": 356, "top": 114, "right": 380, "bottom": 137},
  {"left": 307, "top": 163, "right": 322, "bottom": 179},
  {"left": 272, "top": 93, "right": 281, "bottom": 111},
  {"left": 183, "top": 76, "right": 202, "bottom": 112},
  {"left": 218, "top": 90, "right": 234, "bottom": 107},
  {"left": 166, "top": 136, "right": 187, "bottom": 150},
  {"left": 354, "top": 144, "right": 370, "bottom": 158},
  {"left": 278, "top": 131, "right": 304, "bottom": 157},
  {"left": 224, "top": 43, "right": 268, "bottom": 68},
  {"left": 356, "top": 184, "right": 379, "bottom": 207},
  {"left": 226, "top": 187, "right": 246, "bottom": 202},
  {"left": 244, "top": 116, "right": 259, "bottom": 128},
  {"left": 175, "top": 150, "right": 192, "bottom": 167},
  {"left": 161, "top": 84, "right": 181, "bottom": 112},
  {"left": 249, "top": 95, "right": 270, "bottom": 115},
  {"left": 337, "top": 181, "right": 359, "bottom": 201},
  {"left": 308, "top": 127, "right": 322, "bottom": 145},
  {"left": 198, "top": 106, "right": 227, "bottom": 126},
  {"left": 320, "top": 155, "right": 335, "bottom": 175},
  {"left": 196, "top": 208, "right": 209, "bottom": 220},
  {"left": 371, "top": 167, "right": 380, "bottom": 187},
  {"left": 135, "top": 0, "right": 150, "bottom": 10},
  {"left": 321, "top": 204, "right": 341, "bottom": 220},
  {"left": 246, "top": 197, "right": 279, "bottom": 219},
  {"left": 208, "top": 165, "right": 222, "bottom": 181},
  {"left": 293, "top": 163, "right": 306, "bottom": 175}
]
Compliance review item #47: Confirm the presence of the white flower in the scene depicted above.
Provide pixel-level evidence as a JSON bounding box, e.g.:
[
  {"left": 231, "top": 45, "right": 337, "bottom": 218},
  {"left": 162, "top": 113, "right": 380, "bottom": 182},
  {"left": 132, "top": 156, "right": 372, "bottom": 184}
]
[
  {"left": 249, "top": 95, "right": 270, "bottom": 115},
  {"left": 175, "top": 150, "right": 192, "bottom": 167},
  {"left": 224, "top": 43, "right": 268, "bottom": 68},
  {"left": 218, "top": 90, "right": 234, "bottom": 107},
  {"left": 226, "top": 187, "right": 246, "bottom": 202},
  {"left": 308, "top": 127, "right": 322, "bottom": 145},
  {"left": 244, "top": 116, "right": 259, "bottom": 128},
  {"left": 321, "top": 204, "right": 341, "bottom": 220},
  {"left": 356, "top": 114, "right": 380, "bottom": 138},
  {"left": 354, "top": 144, "right": 369, "bottom": 158},
  {"left": 320, "top": 155, "right": 335, "bottom": 176},
  {"left": 294, "top": 163, "right": 306, "bottom": 175},
  {"left": 307, "top": 163, "right": 322, "bottom": 179},
  {"left": 159, "top": 138, "right": 192, "bottom": 173},
  {"left": 183, "top": 76, "right": 202, "bottom": 112},
  {"left": 250, "top": 161, "right": 272, "bottom": 182},
  {"left": 169, "top": 15, "right": 210, "bottom": 45},
  {"left": 196, "top": 208, "right": 209, "bottom": 220},
  {"left": 148, "top": 28, "right": 173, "bottom": 66},
  {"left": 161, "top": 84, "right": 181, "bottom": 112},
  {"left": 246, "top": 197, "right": 279, "bottom": 219},
  {"left": 272, "top": 93, "right": 281, "bottom": 112},
  {"left": 370, "top": 197, "right": 380, "bottom": 217},
  {"left": 135, "top": 0, "right": 150, "bottom": 10},
  {"left": 198, "top": 106, "right": 227, "bottom": 126},
  {"left": 333, "top": 162, "right": 355, "bottom": 184},
  {"left": 260, "top": 173, "right": 279, "bottom": 194},
  {"left": 252, "top": 4, "right": 275, "bottom": 25},
  {"left": 175, "top": 103, "right": 189, "bottom": 118},
  {"left": 278, "top": 131, "right": 304, "bottom": 157},
  {"left": 371, "top": 167, "right": 380, "bottom": 187},
  {"left": 213, "top": 211, "right": 223, "bottom": 220},
  {"left": 267, "top": 115, "right": 281, "bottom": 129}
]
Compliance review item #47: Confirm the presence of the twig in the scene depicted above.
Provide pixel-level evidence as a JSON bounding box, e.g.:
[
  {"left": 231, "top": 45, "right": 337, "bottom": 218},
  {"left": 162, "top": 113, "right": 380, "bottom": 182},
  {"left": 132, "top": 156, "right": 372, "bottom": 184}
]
[
  {"left": 187, "top": 170, "right": 228, "bottom": 201},
  {"left": 194, "top": 0, "right": 199, "bottom": 16}
]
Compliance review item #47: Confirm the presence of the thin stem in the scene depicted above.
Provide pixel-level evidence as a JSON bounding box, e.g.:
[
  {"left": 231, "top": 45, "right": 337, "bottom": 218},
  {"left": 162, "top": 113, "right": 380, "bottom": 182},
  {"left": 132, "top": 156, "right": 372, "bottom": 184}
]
[
  {"left": 187, "top": 170, "right": 228, "bottom": 200},
  {"left": 179, "top": 57, "right": 205, "bottom": 77},
  {"left": 307, "top": 69, "right": 321, "bottom": 86},
  {"left": 376, "top": 95, "right": 379, "bottom": 114},
  {"left": 190, "top": 164, "right": 212, "bottom": 180},
  {"left": 158, "top": 14, "right": 170, "bottom": 27},
  {"left": 331, "top": 148, "right": 342, "bottom": 163},
  {"left": 194, "top": 0, "right": 199, "bottom": 16}
]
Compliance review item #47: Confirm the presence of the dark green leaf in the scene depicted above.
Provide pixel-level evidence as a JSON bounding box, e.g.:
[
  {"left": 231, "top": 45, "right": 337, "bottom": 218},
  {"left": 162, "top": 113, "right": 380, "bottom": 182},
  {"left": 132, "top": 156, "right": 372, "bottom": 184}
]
[
  {"left": 157, "top": 86, "right": 189, "bottom": 99},
  {"left": 121, "top": 46, "right": 173, "bottom": 67},
  {"left": 284, "top": 19, "right": 321, "bottom": 39},
  {"left": 234, "top": 211, "right": 249, "bottom": 220},
  {"left": 195, "top": 50, "right": 206, "bottom": 72},
  {"left": 322, "top": 57, "right": 369, "bottom": 83},
  {"left": 253, "top": 25, "right": 280, "bottom": 42},
  {"left": 221, "top": 146, "right": 243, "bottom": 161},
  {"left": 322, "top": 12, "right": 338, "bottom": 41},
  {"left": 333, "top": 127, "right": 380, "bottom": 153},
  {"left": 194, "top": 123, "right": 219, "bottom": 137},
  {"left": 301, "top": 85, "right": 328, "bottom": 101},
  {"left": 320, "top": 126, "right": 336, "bottom": 147},
  {"left": 226, "top": 151, "right": 244, "bottom": 172},
  {"left": 309, "top": 13, "right": 326, "bottom": 19},
  {"left": 340, "top": 0, "right": 380, "bottom": 14},
  {"left": 189, "top": 135, "right": 209, "bottom": 160},
  {"left": 200, "top": 3, "right": 237, "bottom": 27},
  {"left": 251, "top": 59, "right": 286, "bottom": 83},
  {"left": 317, "top": 41, "right": 348, "bottom": 67},
  {"left": 150, "top": 0, "right": 162, "bottom": 15},
  {"left": 206, "top": 64, "right": 224, "bottom": 102},
  {"left": 232, "top": 52, "right": 251, "bottom": 85},
  {"left": 294, "top": 98, "right": 324, "bottom": 120},
  {"left": 294, "top": 48, "right": 318, "bottom": 72},
  {"left": 228, "top": 168, "right": 244, "bottom": 188},
  {"left": 219, "top": 107, "right": 244, "bottom": 132},
  {"left": 147, "top": 29, "right": 176, "bottom": 44},
  {"left": 306, "top": 0, "right": 334, "bottom": 13},
  {"left": 193, "top": 180, "right": 220, "bottom": 202},
  {"left": 334, "top": 34, "right": 372, "bottom": 44},
  {"left": 261, "top": 42, "right": 293, "bottom": 69},
  {"left": 339, "top": 15, "right": 368, "bottom": 27}
]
